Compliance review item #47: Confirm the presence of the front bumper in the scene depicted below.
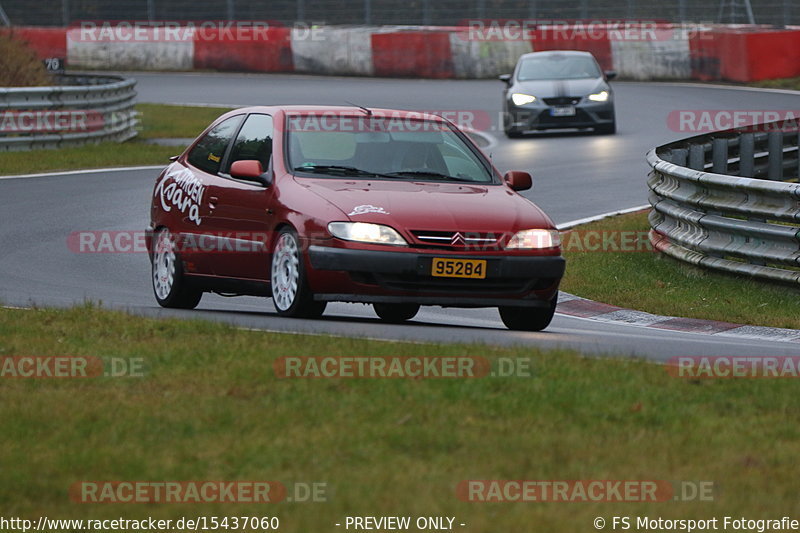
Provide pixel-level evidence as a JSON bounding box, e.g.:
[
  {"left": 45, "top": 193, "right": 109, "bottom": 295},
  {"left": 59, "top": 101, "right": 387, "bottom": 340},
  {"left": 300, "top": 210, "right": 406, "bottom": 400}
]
[
  {"left": 307, "top": 245, "right": 565, "bottom": 307},
  {"left": 505, "top": 101, "right": 615, "bottom": 131}
]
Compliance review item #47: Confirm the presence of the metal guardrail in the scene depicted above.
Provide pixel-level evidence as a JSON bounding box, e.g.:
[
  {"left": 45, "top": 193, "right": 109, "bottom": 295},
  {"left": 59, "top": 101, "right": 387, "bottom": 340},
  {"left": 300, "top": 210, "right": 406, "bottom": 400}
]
[
  {"left": 0, "top": 74, "right": 138, "bottom": 151},
  {"left": 648, "top": 122, "right": 800, "bottom": 284}
]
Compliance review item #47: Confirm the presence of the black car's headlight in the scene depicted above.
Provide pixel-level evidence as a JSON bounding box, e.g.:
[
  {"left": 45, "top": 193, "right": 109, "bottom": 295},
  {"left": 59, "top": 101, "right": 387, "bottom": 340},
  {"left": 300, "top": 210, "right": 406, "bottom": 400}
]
[
  {"left": 587, "top": 91, "right": 610, "bottom": 102},
  {"left": 511, "top": 93, "right": 537, "bottom": 106}
]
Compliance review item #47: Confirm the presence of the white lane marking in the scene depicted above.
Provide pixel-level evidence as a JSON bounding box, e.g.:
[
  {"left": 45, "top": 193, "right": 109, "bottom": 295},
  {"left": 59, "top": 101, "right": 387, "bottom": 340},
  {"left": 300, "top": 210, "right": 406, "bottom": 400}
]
[
  {"left": 556, "top": 204, "right": 650, "bottom": 230},
  {"left": 0, "top": 165, "right": 165, "bottom": 180}
]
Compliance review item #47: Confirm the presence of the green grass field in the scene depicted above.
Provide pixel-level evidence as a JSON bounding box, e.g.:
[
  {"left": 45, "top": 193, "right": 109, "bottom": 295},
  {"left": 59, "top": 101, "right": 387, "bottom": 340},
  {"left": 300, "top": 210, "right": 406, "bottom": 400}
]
[{"left": 2, "top": 304, "right": 800, "bottom": 530}]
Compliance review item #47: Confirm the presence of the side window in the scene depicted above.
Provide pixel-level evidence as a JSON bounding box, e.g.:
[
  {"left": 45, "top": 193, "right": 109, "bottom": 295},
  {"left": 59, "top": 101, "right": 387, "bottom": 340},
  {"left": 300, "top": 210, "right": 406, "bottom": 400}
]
[
  {"left": 226, "top": 114, "right": 273, "bottom": 174},
  {"left": 187, "top": 116, "right": 244, "bottom": 175}
]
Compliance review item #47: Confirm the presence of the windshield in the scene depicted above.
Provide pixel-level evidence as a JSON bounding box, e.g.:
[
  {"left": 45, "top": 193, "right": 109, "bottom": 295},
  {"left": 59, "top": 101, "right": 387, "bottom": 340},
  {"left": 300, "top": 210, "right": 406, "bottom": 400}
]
[
  {"left": 285, "top": 113, "right": 495, "bottom": 183},
  {"left": 517, "top": 55, "right": 601, "bottom": 81}
]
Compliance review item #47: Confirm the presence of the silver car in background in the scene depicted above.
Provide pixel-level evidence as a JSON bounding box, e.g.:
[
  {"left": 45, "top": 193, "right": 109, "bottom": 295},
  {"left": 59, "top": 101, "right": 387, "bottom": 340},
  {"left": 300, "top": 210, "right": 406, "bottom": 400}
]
[{"left": 500, "top": 50, "right": 617, "bottom": 137}]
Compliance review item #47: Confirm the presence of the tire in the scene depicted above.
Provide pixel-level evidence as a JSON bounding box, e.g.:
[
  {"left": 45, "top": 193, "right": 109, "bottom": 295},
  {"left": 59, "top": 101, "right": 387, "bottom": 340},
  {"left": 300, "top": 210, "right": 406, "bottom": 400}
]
[
  {"left": 499, "top": 298, "right": 557, "bottom": 331},
  {"left": 373, "top": 303, "right": 420, "bottom": 323},
  {"left": 595, "top": 121, "right": 616, "bottom": 135},
  {"left": 270, "top": 227, "right": 327, "bottom": 318},
  {"left": 151, "top": 228, "right": 202, "bottom": 309}
]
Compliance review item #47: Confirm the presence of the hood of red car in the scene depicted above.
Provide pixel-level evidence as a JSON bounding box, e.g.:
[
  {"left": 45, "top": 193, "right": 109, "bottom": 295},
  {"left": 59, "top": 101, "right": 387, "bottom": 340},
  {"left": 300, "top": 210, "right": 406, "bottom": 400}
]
[{"left": 296, "top": 178, "right": 554, "bottom": 234}]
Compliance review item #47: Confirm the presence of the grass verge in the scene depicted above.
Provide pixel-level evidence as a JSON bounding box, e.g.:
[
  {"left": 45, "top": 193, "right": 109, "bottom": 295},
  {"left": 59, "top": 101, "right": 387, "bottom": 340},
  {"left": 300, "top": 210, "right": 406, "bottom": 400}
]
[
  {"left": 560, "top": 210, "right": 800, "bottom": 329},
  {"left": 1, "top": 304, "right": 800, "bottom": 529},
  {"left": 0, "top": 104, "right": 235, "bottom": 175},
  {"left": 750, "top": 77, "right": 800, "bottom": 91}
]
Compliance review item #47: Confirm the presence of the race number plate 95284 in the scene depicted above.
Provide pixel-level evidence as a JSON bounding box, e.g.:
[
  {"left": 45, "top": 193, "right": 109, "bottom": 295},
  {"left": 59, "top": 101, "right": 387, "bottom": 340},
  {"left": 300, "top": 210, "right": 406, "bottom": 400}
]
[{"left": 431, "top": 258, "right": 487, "bottom": 279}]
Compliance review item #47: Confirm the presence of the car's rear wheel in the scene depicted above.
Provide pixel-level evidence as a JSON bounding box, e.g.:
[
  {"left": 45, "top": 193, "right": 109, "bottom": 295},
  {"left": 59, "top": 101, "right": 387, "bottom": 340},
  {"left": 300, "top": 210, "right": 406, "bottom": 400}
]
[
  {"left": 373, "top": 303, "right": 420, "bottom": 323},
  {"left": 499, "top": 298, "right": 557, "bottom": 331},
  {"left": 151, "top": 228, "right": 202, "bottom": 309},
  {"left": 271, "top": 228, "right": 326, "bottom": 318}
]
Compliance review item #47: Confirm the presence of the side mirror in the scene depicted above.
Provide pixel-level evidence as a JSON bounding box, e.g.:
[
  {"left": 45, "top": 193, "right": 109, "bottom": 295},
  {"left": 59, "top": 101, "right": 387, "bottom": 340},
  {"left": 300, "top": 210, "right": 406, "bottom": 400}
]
[
  {"left": 504, "top": 170, "right": 532, "bottom": 191},
  {"left": 498, "top": 74, "right": 512, "bottom": 84},
  {"left": 604, "top": 70, "right": 617, "bottom": 81},
  {"left": 230, "top": 160, "right": 270, "bottom": 186}
]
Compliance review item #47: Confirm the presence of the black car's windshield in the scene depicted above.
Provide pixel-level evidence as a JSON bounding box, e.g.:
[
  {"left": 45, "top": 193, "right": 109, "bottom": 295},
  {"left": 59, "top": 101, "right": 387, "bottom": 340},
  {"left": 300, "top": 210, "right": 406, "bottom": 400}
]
[
  {"left": 517, "top": 55, "right": 601, "bottom": 81},
  {"left": 286, "top": 113, "right": 494, "bottom": 183}
]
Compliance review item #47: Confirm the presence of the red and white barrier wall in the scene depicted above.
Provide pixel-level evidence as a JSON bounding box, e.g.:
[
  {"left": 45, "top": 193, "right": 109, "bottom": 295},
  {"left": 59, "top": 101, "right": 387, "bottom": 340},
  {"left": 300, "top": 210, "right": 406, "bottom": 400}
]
[{"left": 4, "top": 24, "right": 800, "bottom": 82}]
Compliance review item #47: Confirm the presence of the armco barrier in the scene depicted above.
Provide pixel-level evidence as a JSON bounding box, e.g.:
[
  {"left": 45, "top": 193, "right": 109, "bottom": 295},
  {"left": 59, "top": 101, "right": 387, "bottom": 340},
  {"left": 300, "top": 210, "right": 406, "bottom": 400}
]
[
  {"left": 647, "top": 123, "right": 800, "bottom": 284},
  {"left": 0, "top": 74, "right": 138, "bottom": 151}
]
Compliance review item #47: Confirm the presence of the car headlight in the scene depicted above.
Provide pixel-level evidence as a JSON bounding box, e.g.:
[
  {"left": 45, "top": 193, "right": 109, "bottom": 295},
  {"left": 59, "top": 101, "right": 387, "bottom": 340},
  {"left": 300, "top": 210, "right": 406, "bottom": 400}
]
[
  {"left": 511, "top": 93, "right": 537, "bottom": 106},
  {"left": 328, "top": 222, "right": 408, "bottom": 246},
  {"left": 587, "top": 91, "right": 610, "bottom": 102},
  {"left": 506, "top": 229, "right": 561, "bottom": 249}
]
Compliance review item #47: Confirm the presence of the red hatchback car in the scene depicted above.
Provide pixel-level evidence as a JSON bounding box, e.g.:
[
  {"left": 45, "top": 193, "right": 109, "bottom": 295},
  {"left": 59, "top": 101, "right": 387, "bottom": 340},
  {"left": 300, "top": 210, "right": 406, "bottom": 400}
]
[{"left": 147, "top": 106, "right": 565, "bottom": 331}]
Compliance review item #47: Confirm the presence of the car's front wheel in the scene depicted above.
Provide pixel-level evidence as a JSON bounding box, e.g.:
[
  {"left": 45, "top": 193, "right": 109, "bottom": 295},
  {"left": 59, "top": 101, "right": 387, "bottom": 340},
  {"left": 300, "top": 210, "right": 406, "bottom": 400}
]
[
  {"left": 271, "top": 228, "right": 327, "bottom": 318},
  {"left": 151, "top": 228, "right": 203, "bottom": 309},
  {"left": 373, "top": 303, "right": 420, "bottom": 323},
  {"left": 499, "top": 298, "right": 557, "bottom": 331}
]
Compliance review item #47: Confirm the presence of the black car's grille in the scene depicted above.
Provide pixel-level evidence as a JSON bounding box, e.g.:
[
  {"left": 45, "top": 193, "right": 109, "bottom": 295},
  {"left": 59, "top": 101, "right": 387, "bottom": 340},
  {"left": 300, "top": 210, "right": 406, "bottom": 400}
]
[
  {"left": 410, "top": 230, "right": 503, "bottom": 250},
  {"left": 542, "top": 96, "right": 582, "bottom": 106}
]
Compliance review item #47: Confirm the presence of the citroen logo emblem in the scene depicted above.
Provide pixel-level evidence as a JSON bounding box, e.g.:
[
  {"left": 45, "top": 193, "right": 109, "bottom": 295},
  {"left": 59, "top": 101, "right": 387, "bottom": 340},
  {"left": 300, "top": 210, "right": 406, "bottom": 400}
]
[{"left": 451, "top": 232, "right": 465, "bottom": 247}]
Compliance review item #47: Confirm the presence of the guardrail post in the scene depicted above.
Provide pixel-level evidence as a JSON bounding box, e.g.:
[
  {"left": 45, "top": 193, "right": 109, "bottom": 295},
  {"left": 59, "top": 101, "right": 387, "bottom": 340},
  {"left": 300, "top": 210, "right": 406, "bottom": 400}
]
[
  {"left": 688, "top": 144, "right": 705, "bottom": 170},
  {"left": 669, "top": 148, "right": 688, "bottom": 166},
  {"left": 768, "top": 131, "right": 784, "bottom": 180},
  {"left": 738, "top": 132, "right": 755, "bottom": 177},
  {"left": 712, "top": 137, "right": 728, "bottom": 174}
]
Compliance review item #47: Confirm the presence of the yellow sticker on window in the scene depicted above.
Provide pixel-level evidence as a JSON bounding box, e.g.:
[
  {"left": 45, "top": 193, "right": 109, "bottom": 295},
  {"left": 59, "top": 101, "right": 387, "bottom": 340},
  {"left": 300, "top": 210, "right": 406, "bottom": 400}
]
[{"left": 208, "top": 153, "right": 221, "bottom": 163}]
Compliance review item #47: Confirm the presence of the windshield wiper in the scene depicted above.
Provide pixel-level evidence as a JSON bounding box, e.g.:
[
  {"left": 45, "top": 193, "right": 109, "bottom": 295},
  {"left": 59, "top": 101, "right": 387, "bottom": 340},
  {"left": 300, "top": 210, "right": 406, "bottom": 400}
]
[
  {"left": 293, "top": 165, "right": 388, "bottom": 177},
  {"left": 382, "top": 170, "right": 477, "bottom": 182}
]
